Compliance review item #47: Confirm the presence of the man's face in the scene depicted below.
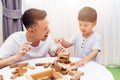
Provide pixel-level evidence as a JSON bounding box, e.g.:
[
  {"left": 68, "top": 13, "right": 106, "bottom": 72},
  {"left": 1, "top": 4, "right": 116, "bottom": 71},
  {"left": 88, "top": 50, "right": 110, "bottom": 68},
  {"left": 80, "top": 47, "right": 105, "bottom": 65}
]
[
  {"left": 78, "top": 20, "right": 96, "bottom": 36},
  {"left": 32, "top": 19, "right": 50, "bottom": 41}
]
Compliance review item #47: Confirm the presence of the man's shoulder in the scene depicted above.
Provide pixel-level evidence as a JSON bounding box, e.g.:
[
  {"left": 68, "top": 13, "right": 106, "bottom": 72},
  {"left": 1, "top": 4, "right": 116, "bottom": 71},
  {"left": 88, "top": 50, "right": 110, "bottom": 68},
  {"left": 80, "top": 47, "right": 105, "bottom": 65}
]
[
  {"left": 11, "top": 31, "right": 25, "bottom": 36},
  {"left": 10, "top": 31, "right": 26, "bottom": 38},
  {"left": 10, "top": 31, "right": 26, "bottom": 44}
]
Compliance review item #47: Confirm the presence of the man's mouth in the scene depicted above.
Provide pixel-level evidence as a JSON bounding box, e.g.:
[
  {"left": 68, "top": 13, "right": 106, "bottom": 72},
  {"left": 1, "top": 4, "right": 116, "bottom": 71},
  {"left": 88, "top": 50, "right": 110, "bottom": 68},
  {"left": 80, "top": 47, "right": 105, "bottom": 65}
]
[
  {"left": 82, "top": 31, "right": 85, "bottom": 33},
  {"left": 44, "top": 34, "right": 48, "bottom": 37}
]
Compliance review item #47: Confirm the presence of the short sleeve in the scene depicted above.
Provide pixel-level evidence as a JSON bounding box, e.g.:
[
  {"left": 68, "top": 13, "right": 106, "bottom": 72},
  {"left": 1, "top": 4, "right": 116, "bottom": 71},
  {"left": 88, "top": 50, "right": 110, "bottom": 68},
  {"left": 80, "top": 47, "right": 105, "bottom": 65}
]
[
  {"left": 67, "top": 32, "right": 78, "bottom": 46},
  {"left": 0, "top": 35, "right": 18, "bottom": 59},
  {"left": 92, "top": 35, "right": 101, "bottom": 52}
]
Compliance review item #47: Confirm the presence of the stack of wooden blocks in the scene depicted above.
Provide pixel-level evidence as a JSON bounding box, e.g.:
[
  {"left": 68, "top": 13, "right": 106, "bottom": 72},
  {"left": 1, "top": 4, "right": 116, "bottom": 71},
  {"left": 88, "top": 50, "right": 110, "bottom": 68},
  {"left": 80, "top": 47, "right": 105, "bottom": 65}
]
[
  {"left": 26, "top": 52, "right": 84, "bottom": 80},
  {"left": 10, "top": 62, "right": 35, "bottom": 79}
]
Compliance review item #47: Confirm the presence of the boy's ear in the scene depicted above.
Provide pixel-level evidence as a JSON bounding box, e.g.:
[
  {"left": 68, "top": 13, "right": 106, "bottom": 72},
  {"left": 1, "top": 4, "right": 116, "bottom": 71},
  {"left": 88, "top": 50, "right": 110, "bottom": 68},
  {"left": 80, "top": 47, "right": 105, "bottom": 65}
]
[
  {"left": 93, "top": 21, "right": 97, "bottom": 25},
  {"left": 93, "top": 21, "right": 97, "bottom": 27}
]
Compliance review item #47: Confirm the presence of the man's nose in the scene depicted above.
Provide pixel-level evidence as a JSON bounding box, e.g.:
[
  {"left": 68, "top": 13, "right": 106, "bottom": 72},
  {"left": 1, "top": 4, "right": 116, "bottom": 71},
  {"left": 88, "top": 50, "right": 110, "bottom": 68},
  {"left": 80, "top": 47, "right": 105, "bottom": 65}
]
[{"left": 47, "top": 27, "right": 50, "bottom": 33}]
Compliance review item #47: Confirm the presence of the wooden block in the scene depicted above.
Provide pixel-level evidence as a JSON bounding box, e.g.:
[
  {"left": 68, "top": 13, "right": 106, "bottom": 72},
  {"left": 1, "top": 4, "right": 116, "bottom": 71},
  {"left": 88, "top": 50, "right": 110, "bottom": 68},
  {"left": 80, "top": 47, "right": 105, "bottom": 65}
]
[
  {"left": 53, "top": 70, "right": 65, "bottom": 79},
  {"left": 9, "top": 63, "right": 18, "bottom": 68},
  {"left": 0, "top": 75, "right": 3, "bottom": 80},
  {"left": 27, "top": 65, "right": 35, "bottom": 70},
  {"left": 67, "top": 70, "right": 76, "bottom": 75},
  {"left": 10, "top": 62, "right": 28, "bottom": 68},
  {"left": 10, "top": 73, "right": 19, "bottom": 79},
  {"left": 12, "top": 69, "right": 18, "bottom": 74},
  {"left": 26, "top": 69, "right": 65, "bottom": 80},
  {"left": 31, "top": 69, "right": 53, "bottom": 80},
  {"left": 18, "top": 64, "right": 24, "bottom": 76},
  {"left": 58, "top": 59, "right": 69, "bottom": 63},
  {"left": 70, "top": 62, "right": 76, "bottom": 66},
  {"left": 23, "top": 68, "right": 27, "bottom": 73},
  {"left": 51, "top": 63, "right": 62, "bottom": 72},
  {"left": 68, "top": 65, "right": 77, "bottom": 71},
  {"left": 35, "top": 63, "right": 46, "bottom": 66},
  {"left": 58, "top": 52, "right": 70, "bottom": 57},
  {"left": 12, "top": 67, "right": 27, "bottom": 74},
  {"left": 37, "top": 76, "right": 49, "bottom": 80},
  {"left": 70, "top": 71, "right": 84, "bottom": 80},
  {"left": 43, "top": 62, "right": 51, "bottom": 68}
]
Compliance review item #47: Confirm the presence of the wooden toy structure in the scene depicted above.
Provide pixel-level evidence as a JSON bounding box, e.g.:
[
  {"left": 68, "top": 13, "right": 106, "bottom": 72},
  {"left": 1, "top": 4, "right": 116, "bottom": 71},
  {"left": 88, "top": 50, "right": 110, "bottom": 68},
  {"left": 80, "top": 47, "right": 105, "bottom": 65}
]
[
  {"left": 26, "top": 52, "right": 84, "bottom": 80},
  {"left": 26, "top": 69, "right": 65, "bottom": 80},
  {"left": 0, "top": 75, "right": 3, "bottom": 80},
  {"left": 51, "top": 52, "right": 84, "bottom": 80},
  {"left": 10, "top": 62, "right": 35, "bottom": 79}
]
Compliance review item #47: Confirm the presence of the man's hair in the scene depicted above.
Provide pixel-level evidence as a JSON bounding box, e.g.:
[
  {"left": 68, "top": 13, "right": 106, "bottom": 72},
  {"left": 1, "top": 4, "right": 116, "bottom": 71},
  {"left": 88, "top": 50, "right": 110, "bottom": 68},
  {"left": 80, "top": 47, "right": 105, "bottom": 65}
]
[
  {"left": 78, "top": 7, "right": 97, "bottom": 22},
  {"left": 22, "top": 8, "right": 47, "bottom": 29}
]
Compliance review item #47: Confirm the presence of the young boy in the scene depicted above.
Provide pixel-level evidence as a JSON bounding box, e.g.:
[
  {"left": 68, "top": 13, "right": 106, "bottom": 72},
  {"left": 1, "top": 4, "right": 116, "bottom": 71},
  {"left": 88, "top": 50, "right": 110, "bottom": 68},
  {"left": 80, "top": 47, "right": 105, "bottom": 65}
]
[{"left": 55, "top": 7, "right": 101, "bottom": 66}]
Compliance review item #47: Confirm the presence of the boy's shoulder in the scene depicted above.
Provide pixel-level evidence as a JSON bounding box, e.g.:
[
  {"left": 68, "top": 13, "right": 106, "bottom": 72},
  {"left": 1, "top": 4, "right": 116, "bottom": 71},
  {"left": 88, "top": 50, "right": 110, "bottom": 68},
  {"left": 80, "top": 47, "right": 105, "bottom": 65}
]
[
  {"left": 92, "top": 32, "right": 101, "bottom": 40},
  {"left": 74, "top": 31, "right": 82, "bottom": 36}
]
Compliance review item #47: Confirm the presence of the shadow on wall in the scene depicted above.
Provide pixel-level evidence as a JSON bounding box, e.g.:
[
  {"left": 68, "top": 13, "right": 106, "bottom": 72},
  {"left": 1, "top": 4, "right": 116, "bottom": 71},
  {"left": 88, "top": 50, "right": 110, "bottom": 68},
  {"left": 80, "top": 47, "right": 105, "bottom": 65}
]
[{"left": 0, "top": 0, "right": 3, "bottom": 46}]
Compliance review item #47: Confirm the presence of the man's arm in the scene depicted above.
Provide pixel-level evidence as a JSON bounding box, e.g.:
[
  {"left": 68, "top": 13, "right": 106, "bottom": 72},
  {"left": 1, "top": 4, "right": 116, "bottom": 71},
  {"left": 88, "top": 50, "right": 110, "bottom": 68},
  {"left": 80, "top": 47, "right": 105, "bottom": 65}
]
[
  {"left": 0, "top": 56, "right": 19, "bottom": 68},
  {"left": 0, "top": 42, "right": 31, "bottom": 68}
]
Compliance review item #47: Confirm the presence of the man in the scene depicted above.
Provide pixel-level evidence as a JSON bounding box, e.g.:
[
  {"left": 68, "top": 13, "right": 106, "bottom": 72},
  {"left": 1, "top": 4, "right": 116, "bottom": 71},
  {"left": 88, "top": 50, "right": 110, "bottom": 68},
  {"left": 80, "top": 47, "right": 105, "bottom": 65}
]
[{"left": 0, "top": 8, "right": 63, "bottom": 68}]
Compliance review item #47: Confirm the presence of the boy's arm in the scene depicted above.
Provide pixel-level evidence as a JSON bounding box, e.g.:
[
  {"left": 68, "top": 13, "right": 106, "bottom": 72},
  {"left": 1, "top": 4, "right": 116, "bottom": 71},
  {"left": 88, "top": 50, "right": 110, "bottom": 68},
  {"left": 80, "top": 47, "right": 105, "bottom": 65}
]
[
  {"left": 76, "top": 49, "right": 99, "bottom": 66},
  {"left": 60, "top": 38, "right": 72, "bottom": 48},
  {"left": 83, "top": 49, "right": 99, "bottom": 62},
  {"left": 55, "top": 37, "right": 72, "bottom": 48}
]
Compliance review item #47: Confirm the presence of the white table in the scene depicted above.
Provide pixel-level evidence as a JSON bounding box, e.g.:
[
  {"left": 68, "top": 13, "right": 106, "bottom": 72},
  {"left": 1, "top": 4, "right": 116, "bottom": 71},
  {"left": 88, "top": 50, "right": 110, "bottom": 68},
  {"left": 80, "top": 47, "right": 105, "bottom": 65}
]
[{"left": 0, "top": 57, "right": 114, "bottom": 80}]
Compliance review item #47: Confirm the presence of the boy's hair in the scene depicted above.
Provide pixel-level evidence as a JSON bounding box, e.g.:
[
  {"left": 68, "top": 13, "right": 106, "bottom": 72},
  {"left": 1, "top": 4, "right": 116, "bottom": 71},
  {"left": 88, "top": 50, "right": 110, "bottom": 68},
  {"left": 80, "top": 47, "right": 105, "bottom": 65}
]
[
  {"left": 78, "top": 7, "right": 97, "bottom": 22},
  {"left": 22, "top": 8, "right": 47, "bottom": 29}
]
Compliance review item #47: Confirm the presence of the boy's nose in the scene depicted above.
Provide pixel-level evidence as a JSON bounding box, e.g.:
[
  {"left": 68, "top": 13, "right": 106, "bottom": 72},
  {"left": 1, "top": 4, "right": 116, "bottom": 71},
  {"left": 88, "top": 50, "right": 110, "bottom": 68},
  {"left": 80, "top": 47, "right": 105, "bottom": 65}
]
[{"left": 80, "top": 26, "right": 85, "bottom": 30}]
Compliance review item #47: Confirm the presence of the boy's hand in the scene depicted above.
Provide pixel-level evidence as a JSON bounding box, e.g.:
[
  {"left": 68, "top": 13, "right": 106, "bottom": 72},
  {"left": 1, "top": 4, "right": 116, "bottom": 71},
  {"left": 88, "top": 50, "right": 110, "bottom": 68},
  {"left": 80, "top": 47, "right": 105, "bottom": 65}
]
[
  {"left": 54, "top": 37, "right": 63, "bottom": 43},
  {"left": 75, "top": 59, "right": 87, "bottom": 67},
  {"left": 15, "top": 42, "right": 32, "bottom": 60}
]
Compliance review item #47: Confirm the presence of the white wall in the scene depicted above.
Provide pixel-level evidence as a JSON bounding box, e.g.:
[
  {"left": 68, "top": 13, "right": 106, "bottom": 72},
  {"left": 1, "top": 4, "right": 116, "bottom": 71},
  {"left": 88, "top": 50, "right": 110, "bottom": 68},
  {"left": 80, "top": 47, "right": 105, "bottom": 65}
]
[
  {"left": 0, "top": 0, "right": 3, "bottom": 46},
  {"left": 22, "top": 0, "right": 120, "bottom": 65},
  {"left": 22, "top": 0, "right": 106, "bottom": 60}
]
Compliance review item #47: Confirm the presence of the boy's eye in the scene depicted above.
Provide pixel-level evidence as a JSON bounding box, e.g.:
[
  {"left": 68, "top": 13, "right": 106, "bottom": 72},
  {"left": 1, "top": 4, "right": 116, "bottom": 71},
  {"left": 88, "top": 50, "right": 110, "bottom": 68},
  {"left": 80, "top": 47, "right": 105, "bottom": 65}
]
[{"left": 84, "top": 25, "right": 88, "bottom": 27}]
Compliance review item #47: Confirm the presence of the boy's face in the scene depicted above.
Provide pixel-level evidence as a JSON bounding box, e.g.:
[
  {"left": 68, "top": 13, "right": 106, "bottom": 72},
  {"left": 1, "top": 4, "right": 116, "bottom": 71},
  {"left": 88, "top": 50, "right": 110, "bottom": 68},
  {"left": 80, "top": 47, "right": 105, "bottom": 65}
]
[{"left": 78, "top": 20, "right": 96, "bottom": 37}]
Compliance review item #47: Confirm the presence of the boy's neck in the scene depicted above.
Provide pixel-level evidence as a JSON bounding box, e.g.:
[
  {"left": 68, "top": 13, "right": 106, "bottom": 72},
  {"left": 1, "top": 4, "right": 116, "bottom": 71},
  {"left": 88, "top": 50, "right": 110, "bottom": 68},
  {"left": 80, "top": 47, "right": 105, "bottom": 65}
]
[{"left": 83, "top": 31, "right": 94, "bottom": 38}]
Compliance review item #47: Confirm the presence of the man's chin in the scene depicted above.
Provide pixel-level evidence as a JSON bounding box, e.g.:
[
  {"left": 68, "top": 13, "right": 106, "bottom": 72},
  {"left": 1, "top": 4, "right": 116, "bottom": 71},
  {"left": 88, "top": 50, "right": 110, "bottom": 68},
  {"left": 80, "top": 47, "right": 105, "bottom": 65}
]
[{"left": 41, "top": 37, "right": 47, "bottom": 41}]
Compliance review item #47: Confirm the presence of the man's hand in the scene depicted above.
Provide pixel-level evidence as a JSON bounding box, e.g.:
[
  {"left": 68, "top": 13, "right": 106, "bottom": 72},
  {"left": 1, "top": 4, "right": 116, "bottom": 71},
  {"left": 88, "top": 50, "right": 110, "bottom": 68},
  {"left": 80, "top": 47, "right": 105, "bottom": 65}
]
[{"left": 15, "top": 42, "right": 32, "bottom": 60}]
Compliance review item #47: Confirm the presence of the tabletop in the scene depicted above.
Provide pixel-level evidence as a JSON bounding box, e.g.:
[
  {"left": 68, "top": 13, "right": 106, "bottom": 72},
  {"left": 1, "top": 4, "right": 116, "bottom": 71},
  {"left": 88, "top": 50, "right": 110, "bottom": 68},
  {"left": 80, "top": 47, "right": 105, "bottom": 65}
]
[{"left": 0, "top": 57, "right": 114, "bottom": 80}]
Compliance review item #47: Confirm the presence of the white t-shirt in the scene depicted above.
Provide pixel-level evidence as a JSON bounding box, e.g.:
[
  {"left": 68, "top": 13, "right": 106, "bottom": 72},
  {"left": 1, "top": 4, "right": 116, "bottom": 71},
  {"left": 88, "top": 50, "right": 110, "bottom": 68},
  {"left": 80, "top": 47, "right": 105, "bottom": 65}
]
[
  {"left": 0, "top": 31, "right": 57, "bottom": 61},
  {"left": 68, "top": 31, "right": 101, "bottom": 62}
]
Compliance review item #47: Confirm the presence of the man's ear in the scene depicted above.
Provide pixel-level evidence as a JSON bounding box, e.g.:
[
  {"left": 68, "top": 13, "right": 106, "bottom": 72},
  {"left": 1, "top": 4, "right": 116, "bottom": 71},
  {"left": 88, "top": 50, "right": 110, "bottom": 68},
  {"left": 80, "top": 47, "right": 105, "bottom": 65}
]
[{"left": 28, "top": 28, "right": 34, "bottom": 34}]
